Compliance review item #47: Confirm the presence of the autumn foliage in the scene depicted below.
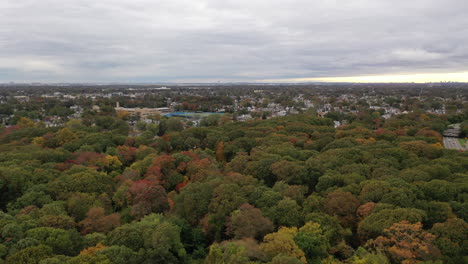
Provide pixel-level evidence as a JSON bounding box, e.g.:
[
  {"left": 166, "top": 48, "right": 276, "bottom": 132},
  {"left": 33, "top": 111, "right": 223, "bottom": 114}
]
[{"left": 369, "top": 221, "right": 441, "bottom": 264}]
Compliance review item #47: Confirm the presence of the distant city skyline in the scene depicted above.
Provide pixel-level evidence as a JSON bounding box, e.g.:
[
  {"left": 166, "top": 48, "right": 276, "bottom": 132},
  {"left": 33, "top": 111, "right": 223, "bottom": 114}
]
[{"left": 1, "top": 0, "right": 467, "bottom": 83}]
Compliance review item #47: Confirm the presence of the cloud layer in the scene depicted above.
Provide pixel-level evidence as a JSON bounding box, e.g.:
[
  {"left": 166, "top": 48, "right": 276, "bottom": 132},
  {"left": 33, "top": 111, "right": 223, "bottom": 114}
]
[{"left": 1, "top": 0, "right": 467, "bottom": 82}]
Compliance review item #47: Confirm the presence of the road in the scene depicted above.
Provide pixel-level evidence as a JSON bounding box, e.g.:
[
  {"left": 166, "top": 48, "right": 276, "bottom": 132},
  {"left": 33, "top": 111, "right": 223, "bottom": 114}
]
[{"left": 443, "top": 137, "right": 466, "bottom": 151}]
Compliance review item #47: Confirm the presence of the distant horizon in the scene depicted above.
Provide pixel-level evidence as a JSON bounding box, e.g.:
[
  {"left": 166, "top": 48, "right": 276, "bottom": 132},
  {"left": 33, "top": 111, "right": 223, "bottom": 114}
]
[
  {"left": 2, "top": 80, "right": 468, "bottom": 86},
  {"left": 2, "top": 81, "right": 467, "bottom": 85},
  {"left": 2, "top": 71, "right": 468, "bottom": 85}
]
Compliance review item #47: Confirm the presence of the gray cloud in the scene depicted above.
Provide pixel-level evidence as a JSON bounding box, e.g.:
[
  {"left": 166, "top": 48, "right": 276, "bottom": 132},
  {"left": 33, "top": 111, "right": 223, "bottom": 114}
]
[{"left": 0, "top": 0, "right": 467, "bottom": 82}]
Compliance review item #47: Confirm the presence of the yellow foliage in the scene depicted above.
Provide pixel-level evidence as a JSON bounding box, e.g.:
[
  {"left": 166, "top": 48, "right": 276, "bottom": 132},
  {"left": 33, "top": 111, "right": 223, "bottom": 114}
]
[
  {"left": 215, "top": 141, "right": 226, "bottom": 163},
  {"left": 116, "top": 110, "right": 130, "bottom": 119},
  {"left": 298, "top": 221, "right": 322, "bottom": 234},
  {"left": 55, "top": 128, "right": 78, "bottom": 146},
  {"left": 17, "top": 117, "right": 35, "bottom": 128},
  {"left": 79, "top": 243, "right": 107, "bottom": 256},
  {"left": 419, "top": 114, "right": 430, "bottom": 121},
  {"left": 321, "top": 256, "right": 346, "bottom": 264},
  {"left": 32, "top": 137, "right": 45, "bottom": 146},
  {"left": 355, "top": 138, "right": 374, "bottom": 145},
  {"left": 260, "top": 226, "right": 306, "bottom": 263},
  {"left": 148, "top": 113, "right": 161, "bottom": 121},
  {"left": 104, "top": 155, "right": 123, "bottom": 170},
  {"left": 66, "top": 119, "right": 83, "bottom": 130}
]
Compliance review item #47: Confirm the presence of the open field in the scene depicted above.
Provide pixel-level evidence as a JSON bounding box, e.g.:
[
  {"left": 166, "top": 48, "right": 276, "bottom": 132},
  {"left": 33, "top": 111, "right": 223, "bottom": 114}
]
[{"left": 459, "top": 138, "right": 467, "bottom": 146}]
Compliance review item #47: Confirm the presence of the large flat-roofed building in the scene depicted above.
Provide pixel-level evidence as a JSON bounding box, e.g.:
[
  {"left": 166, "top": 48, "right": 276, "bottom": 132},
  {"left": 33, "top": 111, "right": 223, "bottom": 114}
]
[
  {"left": 443, "top": 124, "right": 462, "bottom": 138},
  {"left": 115, "top": 102, "right": 170, "bottom": 119}
]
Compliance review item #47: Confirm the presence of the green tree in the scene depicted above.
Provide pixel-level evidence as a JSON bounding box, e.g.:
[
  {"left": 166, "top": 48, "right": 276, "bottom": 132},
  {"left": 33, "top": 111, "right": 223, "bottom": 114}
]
[
  {"left": 347, "top": 247, "right": 390, "bottom": 264},
  {"left": 431, "top": 218, "right": 468, "bottom": 263},
  {"left": 324, "top": 191, "right": 360, "bottom": 228},
  {"left": 97, "top": 245, "right": 142, "bottom": 264},
  {"left": 25, "top": 227, "right": 82, "bottom": 255},
  {"left": 173, "top": 182, "right": 214, "bottom": 226},
  {"left": 294, "top": 222, "right": 330, "bottom": 263},
  {"left": 206, "top": 184, "right": 248, "bottom": 240},
  {"left": 267, "top": 198, "right": 303, "bottom": 227},
  {"left": 226, "top": 203, "right": 274, "bottom": 240},
  {"left": 4, "top": 245, "right": 53, "bottom": 264},
  {"left": 357, "top": 208, "right": 426, "bottom": 242}
]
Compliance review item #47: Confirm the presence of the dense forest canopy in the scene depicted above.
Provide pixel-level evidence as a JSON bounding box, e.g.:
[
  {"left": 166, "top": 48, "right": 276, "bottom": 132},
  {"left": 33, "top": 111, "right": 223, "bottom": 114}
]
[{"left": 0, "top": 85, "right": 467, "bottom": 264}]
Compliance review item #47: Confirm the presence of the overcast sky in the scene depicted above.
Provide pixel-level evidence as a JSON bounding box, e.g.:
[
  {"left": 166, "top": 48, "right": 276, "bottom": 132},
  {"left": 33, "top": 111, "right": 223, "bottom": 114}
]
[{"left": 1, "top": 0, "right": 468, "bottom": 83}]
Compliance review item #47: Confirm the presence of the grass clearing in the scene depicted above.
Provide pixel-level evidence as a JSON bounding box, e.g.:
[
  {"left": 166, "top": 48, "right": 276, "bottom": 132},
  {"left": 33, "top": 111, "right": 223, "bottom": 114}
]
[{"left": 459, "top": 138, "right": 467, "bottom": 146}]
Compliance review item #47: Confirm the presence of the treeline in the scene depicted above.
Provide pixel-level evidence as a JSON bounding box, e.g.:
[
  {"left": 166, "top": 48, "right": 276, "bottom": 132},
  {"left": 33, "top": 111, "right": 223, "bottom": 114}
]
[{"left": 0, "top": 111, "right": 466, "bottom": 264}]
